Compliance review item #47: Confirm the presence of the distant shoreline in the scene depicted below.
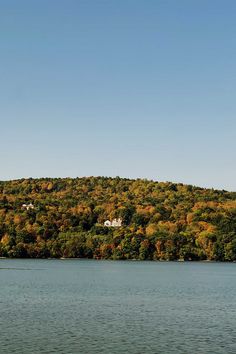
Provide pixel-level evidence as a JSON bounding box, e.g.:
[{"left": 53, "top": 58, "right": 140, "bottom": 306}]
[
  {"left": 1, "top": 177, "right": 236, "bottom": 262},
  {"left": 1, "top": 257, "right": 236, "bottom": 263}
]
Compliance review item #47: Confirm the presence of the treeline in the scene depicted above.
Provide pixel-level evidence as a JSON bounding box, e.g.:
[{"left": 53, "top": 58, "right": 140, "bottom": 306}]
[{"left": 0, "top": 177, "right": 236, "bottom": 261}]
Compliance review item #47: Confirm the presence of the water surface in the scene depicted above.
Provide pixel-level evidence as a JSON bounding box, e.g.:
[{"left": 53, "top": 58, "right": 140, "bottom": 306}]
[{"left": 1, "top": 259, "right": 236, "bottom": 353}]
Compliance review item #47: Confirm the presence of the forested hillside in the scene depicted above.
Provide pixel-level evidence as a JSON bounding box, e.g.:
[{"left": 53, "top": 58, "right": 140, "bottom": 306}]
[{"left": 0, "top": 177, "right": 236, "bottom": 261}]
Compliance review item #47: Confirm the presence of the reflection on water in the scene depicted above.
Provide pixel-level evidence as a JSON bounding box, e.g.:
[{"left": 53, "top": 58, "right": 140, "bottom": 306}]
[{"left": 0, "top": 259, "right": 236, "bottom": 354}]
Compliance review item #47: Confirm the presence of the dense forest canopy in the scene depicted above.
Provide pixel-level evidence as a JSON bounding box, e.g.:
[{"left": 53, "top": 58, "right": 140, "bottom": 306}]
[{"left": 0, "top": 177, "right": 236, "bottom": 261}]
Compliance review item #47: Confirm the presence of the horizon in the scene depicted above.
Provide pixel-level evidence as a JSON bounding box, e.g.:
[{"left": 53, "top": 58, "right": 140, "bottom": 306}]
[
  {"left": 1, "top": 174, "right": 235, "bottom": 192},
  {"left": 1, "top": 1, "right": 236, "bottom": 191}
]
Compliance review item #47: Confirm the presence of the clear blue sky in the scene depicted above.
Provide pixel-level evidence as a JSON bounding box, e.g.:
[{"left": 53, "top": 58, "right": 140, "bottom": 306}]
[{"left": 1, "top": 0, "right": 236, "bottom": 190}]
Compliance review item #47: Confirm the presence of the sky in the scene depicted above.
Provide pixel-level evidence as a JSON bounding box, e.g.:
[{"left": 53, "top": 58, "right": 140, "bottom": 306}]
[{"left": 1, "top": 0, "right": 236, "bottom": 190}]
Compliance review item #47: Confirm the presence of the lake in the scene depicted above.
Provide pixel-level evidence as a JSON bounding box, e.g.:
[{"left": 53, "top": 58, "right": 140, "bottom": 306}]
[{"left": 0, "top": 259, "right": 236, "bottom": 353}]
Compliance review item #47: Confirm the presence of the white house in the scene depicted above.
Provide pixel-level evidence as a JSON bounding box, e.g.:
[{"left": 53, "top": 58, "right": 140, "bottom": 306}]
[
  {"left": 104, "top": 218, "right": 122, "bottom": 227},
  {"left": 22, "top": 203, "right": 35, "bottom": 210}
]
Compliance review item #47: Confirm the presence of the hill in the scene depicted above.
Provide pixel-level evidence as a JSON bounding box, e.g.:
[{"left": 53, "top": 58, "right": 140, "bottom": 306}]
[{"left": 0, "top": 176, "right": 236, "bottom": 260}]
